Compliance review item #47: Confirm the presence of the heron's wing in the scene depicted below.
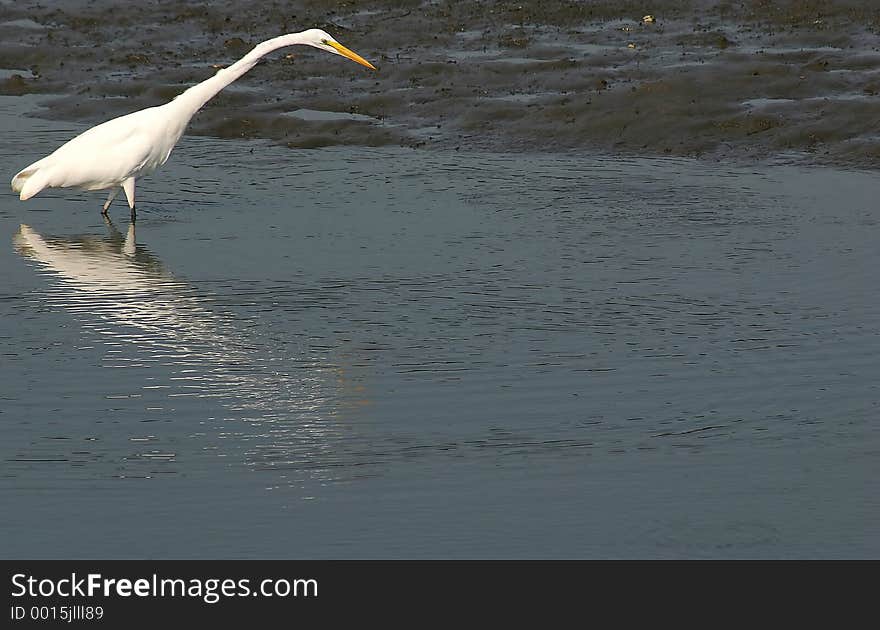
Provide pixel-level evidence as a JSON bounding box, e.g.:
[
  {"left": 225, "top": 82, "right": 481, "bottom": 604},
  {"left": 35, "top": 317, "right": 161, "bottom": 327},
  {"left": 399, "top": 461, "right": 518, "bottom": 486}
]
[{"left": 42, "top": 109, "right": 161, "bottom": 190}]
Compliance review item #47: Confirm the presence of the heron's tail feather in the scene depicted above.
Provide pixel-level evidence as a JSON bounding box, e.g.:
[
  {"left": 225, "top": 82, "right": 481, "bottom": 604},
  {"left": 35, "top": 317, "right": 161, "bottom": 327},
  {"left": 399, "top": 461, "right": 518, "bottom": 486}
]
[
  {"left": 12, "top": 157, "right": 51, "bottom": 196},
  {"left": 15, "top": 167, "right": 51, "bottom": 201},
  {"left": 11, "top": 168, "right": 34, "bottom": 194}
]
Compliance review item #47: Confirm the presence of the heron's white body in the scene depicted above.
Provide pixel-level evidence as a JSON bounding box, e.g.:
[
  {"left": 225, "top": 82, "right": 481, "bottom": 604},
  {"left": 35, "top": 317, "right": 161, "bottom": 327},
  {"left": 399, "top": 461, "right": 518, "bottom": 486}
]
[
  {"left": 13, "top": 105, "right": 184, "bottom": 204},
  {"left": 11, "top": 29, "right": 375, "bottom": 213}
]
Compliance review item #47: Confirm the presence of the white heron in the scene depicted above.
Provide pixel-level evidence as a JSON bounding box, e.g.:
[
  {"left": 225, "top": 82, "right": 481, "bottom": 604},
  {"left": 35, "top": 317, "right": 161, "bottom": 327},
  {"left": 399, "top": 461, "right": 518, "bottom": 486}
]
[{"left": 10, "top": 29, "right": 376, "bottom": 219}]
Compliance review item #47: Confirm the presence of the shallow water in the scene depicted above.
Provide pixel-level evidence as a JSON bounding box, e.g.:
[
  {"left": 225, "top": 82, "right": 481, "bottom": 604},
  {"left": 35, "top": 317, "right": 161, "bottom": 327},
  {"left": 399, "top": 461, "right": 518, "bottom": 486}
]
[{"left": 1, "top": 95, "right": 878, "bottom": 558}]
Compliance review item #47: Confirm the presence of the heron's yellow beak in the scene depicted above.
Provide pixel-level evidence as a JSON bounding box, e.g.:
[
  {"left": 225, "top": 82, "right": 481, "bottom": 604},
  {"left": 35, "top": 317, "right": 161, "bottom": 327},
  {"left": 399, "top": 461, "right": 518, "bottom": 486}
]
[{"left": 327, "top": 41, "right": 377, "bottom": 70}]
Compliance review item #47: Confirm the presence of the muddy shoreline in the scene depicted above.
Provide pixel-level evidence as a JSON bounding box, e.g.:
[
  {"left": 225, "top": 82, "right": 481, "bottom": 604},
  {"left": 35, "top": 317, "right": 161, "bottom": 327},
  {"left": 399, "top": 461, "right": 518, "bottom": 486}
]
[{"left": 2, "top": 1, "right": 879, "bottom": 168}]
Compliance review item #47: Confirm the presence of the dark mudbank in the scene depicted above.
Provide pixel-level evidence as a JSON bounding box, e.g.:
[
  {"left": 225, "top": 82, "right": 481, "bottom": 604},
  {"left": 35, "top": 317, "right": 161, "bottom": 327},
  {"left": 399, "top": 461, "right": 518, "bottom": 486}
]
[{"left": 2, "top": 0, "right": 880, "bottom": 167}]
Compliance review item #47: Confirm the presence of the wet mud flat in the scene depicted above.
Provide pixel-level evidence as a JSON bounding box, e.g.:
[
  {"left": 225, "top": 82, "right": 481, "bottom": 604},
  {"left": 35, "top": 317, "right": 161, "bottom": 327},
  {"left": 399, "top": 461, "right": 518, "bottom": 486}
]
[{"left": 2, "top": 0, "right": 880, "bottom": 166}]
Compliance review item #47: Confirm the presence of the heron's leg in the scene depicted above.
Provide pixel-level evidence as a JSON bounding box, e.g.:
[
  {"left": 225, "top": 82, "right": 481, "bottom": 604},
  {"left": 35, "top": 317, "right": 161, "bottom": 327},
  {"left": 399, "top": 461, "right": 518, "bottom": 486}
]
[
  {"left": 122, "top": 177, "right": 136, "bottom": 222},
  {"left": 102, "top": 188, "right": 120, "bottom": 215},
  {"left": 102, "top": 213, "right": 117, "bottom": 231}
]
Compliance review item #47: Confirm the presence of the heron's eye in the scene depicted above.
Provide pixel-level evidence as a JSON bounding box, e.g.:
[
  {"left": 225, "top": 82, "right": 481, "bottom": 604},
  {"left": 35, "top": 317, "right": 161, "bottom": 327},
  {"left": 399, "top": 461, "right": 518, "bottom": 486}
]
[{"left": 321, "top": 39, "right": 328, "bottom": 45}]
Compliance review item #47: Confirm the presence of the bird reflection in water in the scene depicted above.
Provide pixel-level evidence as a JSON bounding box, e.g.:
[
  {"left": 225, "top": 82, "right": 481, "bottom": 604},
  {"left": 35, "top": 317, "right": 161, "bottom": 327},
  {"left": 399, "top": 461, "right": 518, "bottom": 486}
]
[{"left": 13, "top": 221, "right": 368, "bottom": 483}]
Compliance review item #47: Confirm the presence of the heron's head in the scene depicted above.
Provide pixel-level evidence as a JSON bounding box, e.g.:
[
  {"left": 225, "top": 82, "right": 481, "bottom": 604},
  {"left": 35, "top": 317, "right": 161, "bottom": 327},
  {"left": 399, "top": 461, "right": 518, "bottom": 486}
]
[{"left": 302, "top": 29, "right": 376, "bottom": 70}]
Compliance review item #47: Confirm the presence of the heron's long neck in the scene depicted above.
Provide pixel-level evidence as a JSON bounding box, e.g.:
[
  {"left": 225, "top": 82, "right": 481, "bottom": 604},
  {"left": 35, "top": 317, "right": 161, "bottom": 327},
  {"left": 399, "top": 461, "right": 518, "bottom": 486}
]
[{"left": 167, "top": 33, "right": 309, "bottom": 124}]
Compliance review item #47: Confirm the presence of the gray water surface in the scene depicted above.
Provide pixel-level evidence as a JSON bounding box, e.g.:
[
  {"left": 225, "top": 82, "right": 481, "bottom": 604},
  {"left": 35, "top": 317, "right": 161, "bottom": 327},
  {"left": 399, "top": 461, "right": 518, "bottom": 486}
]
[{"left": 1, "top": 96, "right": 877, "bottom": 558}]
